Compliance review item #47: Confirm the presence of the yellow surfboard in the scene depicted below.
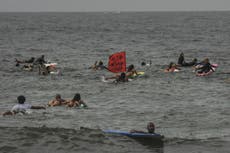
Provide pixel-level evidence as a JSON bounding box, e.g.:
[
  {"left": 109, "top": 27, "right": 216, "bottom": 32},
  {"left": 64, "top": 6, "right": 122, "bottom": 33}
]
[{"left": 130, "top": 71, "right": 145, "bottom": 78}]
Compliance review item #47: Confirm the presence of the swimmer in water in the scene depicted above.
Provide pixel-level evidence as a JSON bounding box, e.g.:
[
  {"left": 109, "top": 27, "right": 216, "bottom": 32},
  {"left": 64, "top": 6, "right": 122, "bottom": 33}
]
[
  {"left": 130, "top": 122, "right": 155, "bottom": 134},
  {"left": 1, "top": 95, "right": 45, "bottom": 116}
]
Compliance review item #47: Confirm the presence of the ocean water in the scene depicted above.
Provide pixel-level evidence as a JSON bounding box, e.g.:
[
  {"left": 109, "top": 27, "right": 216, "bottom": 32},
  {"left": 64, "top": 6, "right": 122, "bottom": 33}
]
[{"left": 0, "top": 12, "right": 229, "bottom": 153}]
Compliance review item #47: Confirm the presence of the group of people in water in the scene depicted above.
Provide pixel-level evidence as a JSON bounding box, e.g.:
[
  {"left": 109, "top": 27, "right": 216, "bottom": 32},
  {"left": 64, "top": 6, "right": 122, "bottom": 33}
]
[
  {"left": 89, "top": 60, "right": 139, "bottom": 83},
  {"left": 48, "top": 93, "right": 87, "bottom": 108},
  {"left": 15, "top": 55, "right": 59, "bottom": 75},
  {"left": 164, "top": 52, "right": 216, "bottom": 74},
  {"left": 1, "top": 95, "right": 155, "bottom": 134},
  {"left": 3, "top": 51, "right": 217, "bottom": 135},
  {"left": 1, "top": 93, "right": 87, "bottom": 116}
]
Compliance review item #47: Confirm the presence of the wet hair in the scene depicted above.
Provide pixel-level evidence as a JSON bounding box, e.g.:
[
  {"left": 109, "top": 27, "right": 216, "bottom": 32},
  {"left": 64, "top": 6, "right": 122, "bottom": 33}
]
[
  {"left": 168, "top": 62, "right": 174, "bottom": 69},
  {"left": 73, "top": 93, "right": 81, "bottom": 101},
  {"left": 147, "top": 122, "right": 155, "bottom": 133},
  {"left": 127, "top": 64, "right": 134, "bottom": 71},
  {"left": 180, "top": 52, "right": 184, "bottom": 56},
  {"left": 204, "top": 58, "right": 209, "bottom": 63},
  {"left": 17, "top": 95, "right": 26, "bottom": 104},
  {"left": 55, "top": 94, "right": 61, "bottom": 99},
  {"left": 98, "top": 61, "right": 103, "bottom": 66},
  {"left": 119, "top": 72, "right": 126, "bottom": 81},
  {"left": 141, "top": 62, "right": 146, "bottom": 66}
]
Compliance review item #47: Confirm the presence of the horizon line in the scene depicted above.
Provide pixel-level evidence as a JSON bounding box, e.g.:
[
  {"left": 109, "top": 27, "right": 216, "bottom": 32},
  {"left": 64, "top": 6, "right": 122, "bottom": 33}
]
[{"left": 0, "top": 10, "right": 230, "bottom": 13}]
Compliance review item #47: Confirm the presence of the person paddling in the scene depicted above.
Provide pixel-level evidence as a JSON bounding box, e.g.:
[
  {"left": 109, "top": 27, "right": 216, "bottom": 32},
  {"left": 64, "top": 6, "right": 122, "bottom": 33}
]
[
  {"left": 66, "top": 93, "right": 88, "bottom": 108},
  {"left": 2, "top": 95, "right": 45, "bottom": 116},
  {"left": 196, "top": 58, "right": 214, "bottom": 74},
  {"left": 48, "top": 94, "right": 66, "bottom": 107},
  {"left": 130, "top": 122, "right": 155, "bottom": 134},
  {"left": 164, "top": 62, "right": 180, "bottom": 72}
]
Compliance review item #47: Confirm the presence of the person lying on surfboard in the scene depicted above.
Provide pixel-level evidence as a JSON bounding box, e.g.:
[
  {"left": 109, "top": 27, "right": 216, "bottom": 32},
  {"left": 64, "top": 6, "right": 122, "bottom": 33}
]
[
  {"left": 90, "top": 61, "right": 108, "bottom": 70},
  {"left": 177, "top": 52, "right": 197, "bottom": 67},
  {"left": 196, "top": 58, "right": 214, "bottom": 74},
  {"left": 15, "top": 57, "right": 35, "bottom": 66},
  {"left": 126, "top": 64, "right": 138, "bottom": 78},
  {"left": 1, "top": 95, "right": 45, "bottom": 116},
  {"left": 65, "top": 93, "right": 88, "bottom": 108},
  {"left": 48, "top": 94, "right": 66, "bottom": 107},
  {"left": 130, "top": 122, "right": 155, "bottom": 134},
  {"left": 35, "top": 55, "right": 46, "bottom": 65},
  {"left": 116, "top": 72, "right": 128, "bottom": 82},
  {"left": 105, "top": 64, "right": 138, "bottom": 81},
  {"left": 164, "top": 62, "right": 180, "bottom": 72}
]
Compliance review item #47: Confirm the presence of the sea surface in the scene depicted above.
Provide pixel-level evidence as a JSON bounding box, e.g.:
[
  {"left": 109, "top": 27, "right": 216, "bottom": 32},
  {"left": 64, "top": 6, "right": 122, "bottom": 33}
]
[{"left": 0, "top": 12, "right": 229, "bottom": 153}]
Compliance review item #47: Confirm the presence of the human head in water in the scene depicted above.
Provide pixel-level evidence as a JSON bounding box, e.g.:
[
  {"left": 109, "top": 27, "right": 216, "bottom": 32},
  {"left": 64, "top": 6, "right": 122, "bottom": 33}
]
[
  {"left": 73, "top": 93, "right": 81, "bottom": 101},
  {"left": 118, "top": 72, "right": 126, "bottom": 81},
  {"left": 180, "top": 52, "right": 184, "bottom": 57},
  {"left": 17, "top": 95, "right": 26, "bottom": 104},
  {"left": 127, "top": 64, "right": 134, "bottom": 72},
  {"left": 147, "top": 122, "right": 155, "bottom": 133},
  {"left": 141, "top": 62, "right": 146, "bottom": 66},
  {"left": 204, "top": 58, "right": 209, "bottom": 63},
  {"left": 55, "top": 94, "right": 62, "bottom": 100},
  {"left": 31, "top": 57, "right": 35, "bottom": 61},
  {"left": 168, "top": 62, "right": 174, "bottom": 69},
  {"left": 98, "top": 61, "right": 103, "bottom": 66}
]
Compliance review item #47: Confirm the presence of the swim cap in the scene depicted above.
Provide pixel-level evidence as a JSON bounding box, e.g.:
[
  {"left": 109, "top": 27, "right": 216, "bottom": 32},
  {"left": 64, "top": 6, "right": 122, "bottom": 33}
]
[{"left": 17, "top": 95, "right": 26, "bottom": 104}]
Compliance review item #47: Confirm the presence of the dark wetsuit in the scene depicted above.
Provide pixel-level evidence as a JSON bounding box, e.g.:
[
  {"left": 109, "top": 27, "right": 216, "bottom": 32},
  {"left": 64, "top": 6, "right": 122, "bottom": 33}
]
[
  {"left": 25, "top": 58, "right": 35, "bottom": 63},
  {"left": 36, "top": 57, "right": 46, "bottom": 65},
  {"left": 178, "top": 55, "right": 184, "bottom": 65},
  {"left": 198, "top": 63, "right": 214, "bottom": 73},
  {"left": 182, "top": 60, "right": 197, "bottom": 67}
]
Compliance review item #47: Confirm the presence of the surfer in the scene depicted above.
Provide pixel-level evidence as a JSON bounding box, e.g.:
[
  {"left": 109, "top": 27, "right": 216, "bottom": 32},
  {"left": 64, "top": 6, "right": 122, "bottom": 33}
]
[
  {"left": 35, "top": 55, "right": 46, "bottom": 65},
  {"left": 141, "top": 60, "right": 152, "bottom": 66},
  {"left": 115, "top": 72, "right": 128, "bottom": 82},
  {"left": 90, "top": 60, "right": 107, "bottom": 70},
  {"left": 104, "top": 64, "right": 137, "bottom": 81},
  {"left": 39, "top": 64, "right": 49, "bottom": 75},
  {"left": 177, "top": 52, "right": 185, "bottom": 65},
  {"left": 15, "top": 57, "right": 35, "bottom": 65},
  {"left": 1, "top": 95, "right": 45, "bottom": 116},
  {"left": 66, "top": 93, "right": 88, "bottom": 108},
  {"left": 177, "top": 52, "right": 197, "bottom": 66},
  {"left": 130, "top": 122, "right": 155, "bottom": 134},
  {"left": 164, "top": 62, "right": 180, "bottom": 72},
  {"left": 126, "top": 64, "right": 138, "bottom": 78},
  {"left": 48, "top": 94, "right": 66, "bottom": 107},
  {"left": 196, "top": 58, "right": 214, "bottom": 74}
]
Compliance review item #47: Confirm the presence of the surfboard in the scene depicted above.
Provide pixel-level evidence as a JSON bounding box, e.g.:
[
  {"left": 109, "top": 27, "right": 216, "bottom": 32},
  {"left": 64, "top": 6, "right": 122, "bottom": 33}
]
[
  {"left": 196, "top": 64, "right": 218, "bottom": 76},
  {"left": 101, "top": 76, "right": 133, "bottom": 83},
  {"left": 129, "top": 71, "right": 145, "bottom": 78},
  {"left": 103, "top": 130, "right": 163, "bottom": 138},
  {"left": 44, "top": 63, "right": 58, "bottom": 67},
  {"left": 164, "top": 69, "right": 180, "bottom": 73}
]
